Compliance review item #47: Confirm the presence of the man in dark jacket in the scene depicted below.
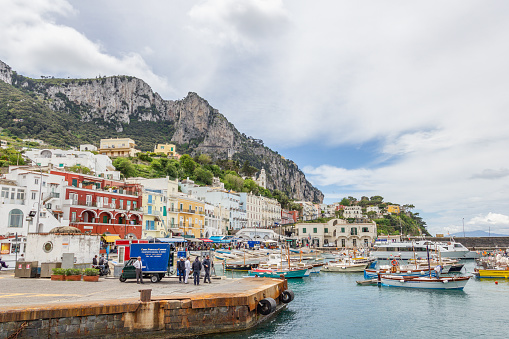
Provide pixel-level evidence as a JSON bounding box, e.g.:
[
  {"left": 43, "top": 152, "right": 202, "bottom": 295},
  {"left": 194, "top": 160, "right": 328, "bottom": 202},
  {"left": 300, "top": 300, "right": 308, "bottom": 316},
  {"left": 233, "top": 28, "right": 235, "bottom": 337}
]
[
  {"left": 177, "top": 257, "right": 186, "bottom": 283},
  {"left": 192, "top": 257, "right": 202, "bottom": 285},
  {"left": 202, "top": 255, "right": 211, "bottom": 283}
]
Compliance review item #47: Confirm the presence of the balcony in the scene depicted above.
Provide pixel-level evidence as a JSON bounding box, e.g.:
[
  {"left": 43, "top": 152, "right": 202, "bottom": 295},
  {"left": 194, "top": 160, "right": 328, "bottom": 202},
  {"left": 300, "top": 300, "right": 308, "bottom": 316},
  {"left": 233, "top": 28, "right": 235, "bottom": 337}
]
[{"left": 1, "top": 198, "right": 26, "bottom": 205}]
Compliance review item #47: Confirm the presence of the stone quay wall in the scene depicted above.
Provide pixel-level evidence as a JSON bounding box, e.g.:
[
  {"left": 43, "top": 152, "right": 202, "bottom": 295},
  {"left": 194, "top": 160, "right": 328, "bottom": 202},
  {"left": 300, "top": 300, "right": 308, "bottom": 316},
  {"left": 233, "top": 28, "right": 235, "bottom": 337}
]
[{"left": 0, "top": 278, "right": 288, "bottom": 338}]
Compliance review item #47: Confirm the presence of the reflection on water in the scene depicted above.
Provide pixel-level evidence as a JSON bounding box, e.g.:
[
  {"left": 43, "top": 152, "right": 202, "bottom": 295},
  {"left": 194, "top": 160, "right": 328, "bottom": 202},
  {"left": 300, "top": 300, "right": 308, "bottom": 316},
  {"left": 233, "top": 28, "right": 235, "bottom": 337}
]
[{"left": 202, "top": 261, "right": 509, "bottom": 338}]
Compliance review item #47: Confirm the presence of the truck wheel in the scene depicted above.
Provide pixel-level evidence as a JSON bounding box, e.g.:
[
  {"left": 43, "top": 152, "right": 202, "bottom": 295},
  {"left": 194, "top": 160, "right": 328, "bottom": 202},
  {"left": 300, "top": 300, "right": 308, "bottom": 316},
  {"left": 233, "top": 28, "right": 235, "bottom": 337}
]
[
  {"left": 151, "top": 275, "right": 159, "bottom": 283},
  {"left": 257, "top": 297, "right": 276, "bottom": 315},
  {"left": 119, "top": 276, "right": 126, "bottom": 282}
]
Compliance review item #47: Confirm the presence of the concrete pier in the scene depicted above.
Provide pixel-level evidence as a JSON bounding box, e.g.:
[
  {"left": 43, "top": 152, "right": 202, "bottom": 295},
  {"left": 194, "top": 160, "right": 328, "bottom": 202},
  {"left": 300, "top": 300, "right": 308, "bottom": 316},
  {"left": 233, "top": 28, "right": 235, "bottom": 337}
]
[{"left": 0, "top": 271, "right": 290, "bottom": 338}]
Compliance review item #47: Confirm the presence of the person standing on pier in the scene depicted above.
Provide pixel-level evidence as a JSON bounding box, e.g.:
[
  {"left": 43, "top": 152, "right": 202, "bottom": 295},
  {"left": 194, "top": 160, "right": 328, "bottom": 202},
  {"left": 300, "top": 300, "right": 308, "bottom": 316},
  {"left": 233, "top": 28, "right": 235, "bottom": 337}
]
[
  {"left": 202, "top": 255, "right": 211, "bottom": 284},
  {"left": 177, "top": 257, "right": 185, "bottom": 283},
  {"left": 134, "top": 256, "right": 144, "bottom": 284},
  {"left": 184, "top": 257, "right": 191, "bottom": 284},
  {"left": 192, "top": 257, "right": 202, "bottom": 285}
]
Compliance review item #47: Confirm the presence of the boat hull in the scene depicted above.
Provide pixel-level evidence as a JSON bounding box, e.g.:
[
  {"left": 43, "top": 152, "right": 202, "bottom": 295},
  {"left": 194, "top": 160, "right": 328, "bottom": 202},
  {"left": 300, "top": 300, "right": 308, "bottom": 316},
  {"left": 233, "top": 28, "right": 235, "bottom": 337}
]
[
  {"left": 380, "top": 276, "right": 470, "bottom": 290},
  {"left": 248, "top": 268, "right": 309, "bottom": 279},
  {"left": 322, "top": 264, "right": 367, "bottom": 272},
  {"left": 475, "top": 269, "right": 509, "bottom": 278},
  {"left": 364, "top": 268, "right": 436, "bottom": 279}
]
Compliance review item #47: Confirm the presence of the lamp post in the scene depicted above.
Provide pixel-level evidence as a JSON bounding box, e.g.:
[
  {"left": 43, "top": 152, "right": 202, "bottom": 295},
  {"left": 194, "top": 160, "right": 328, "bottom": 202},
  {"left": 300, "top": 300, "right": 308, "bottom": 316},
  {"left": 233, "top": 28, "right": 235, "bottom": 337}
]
[
  {"left": 462, "top": 218, "right": 465, "bottom": 237},
  {"left": 24, "top": 155, "right": 43, "bottom": 234}
]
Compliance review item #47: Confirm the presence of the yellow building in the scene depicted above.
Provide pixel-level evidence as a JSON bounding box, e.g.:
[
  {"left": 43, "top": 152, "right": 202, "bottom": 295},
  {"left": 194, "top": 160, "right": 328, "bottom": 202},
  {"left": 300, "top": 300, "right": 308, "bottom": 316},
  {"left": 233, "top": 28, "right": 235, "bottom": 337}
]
[
  {"left": 141, "top": 188, "right": 167, "bottom": 239},
  {"left": 99, "top": 138, "right": 140, "bottom": 157},
  {"left": 154, "top": 143, "right": 177, "bottom": 157},
  {"left": 387, "top": 205, "right": 401, "bottom": 214},
  {"left": 177, "top": 195, "right": 205, "bottom": 238}
]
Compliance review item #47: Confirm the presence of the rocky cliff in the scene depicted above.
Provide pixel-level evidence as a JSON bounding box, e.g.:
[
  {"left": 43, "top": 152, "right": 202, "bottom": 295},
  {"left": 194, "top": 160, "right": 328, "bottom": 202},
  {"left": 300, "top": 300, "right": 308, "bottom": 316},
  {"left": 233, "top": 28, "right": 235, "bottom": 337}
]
[{"left": 0, "top": 60, "right": 323, "bottom": 203}]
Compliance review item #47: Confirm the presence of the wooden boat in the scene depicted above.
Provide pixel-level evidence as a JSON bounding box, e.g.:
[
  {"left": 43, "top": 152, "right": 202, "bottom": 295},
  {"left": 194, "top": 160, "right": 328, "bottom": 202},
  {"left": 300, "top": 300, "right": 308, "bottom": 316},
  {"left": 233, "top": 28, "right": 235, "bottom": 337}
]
[
  {"left": 248, "top": 267, "right": 309, "bottom": 279},
  {"left": 380, "top": 275, "right": 471, "bottom": 290},
  {"left": 364, "top": 267, "right": 436, "bottom": 279},
  {"left": 321, "top": 259, "right": 369, "bottom": 272},
  {"left": 356, "top": 278, "right": 378, "bottom": 286}
]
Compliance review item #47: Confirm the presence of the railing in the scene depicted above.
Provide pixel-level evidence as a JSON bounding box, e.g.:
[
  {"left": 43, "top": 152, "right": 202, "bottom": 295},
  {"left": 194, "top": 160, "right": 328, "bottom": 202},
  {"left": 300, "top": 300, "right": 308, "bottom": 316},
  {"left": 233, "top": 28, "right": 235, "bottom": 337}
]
[
  {"left": 1, "top": 199, "right": 26, "bottom": 205},
  {"left": 50, "top": 192, "right": 60, "bottom": 198}
]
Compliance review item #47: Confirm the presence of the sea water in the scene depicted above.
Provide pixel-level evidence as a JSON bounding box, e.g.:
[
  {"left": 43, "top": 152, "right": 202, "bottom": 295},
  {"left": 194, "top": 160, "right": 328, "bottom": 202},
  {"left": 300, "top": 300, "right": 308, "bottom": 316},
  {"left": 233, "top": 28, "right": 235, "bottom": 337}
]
[{"left": 204, "top": 261, "right": 509, "bottom": 338}]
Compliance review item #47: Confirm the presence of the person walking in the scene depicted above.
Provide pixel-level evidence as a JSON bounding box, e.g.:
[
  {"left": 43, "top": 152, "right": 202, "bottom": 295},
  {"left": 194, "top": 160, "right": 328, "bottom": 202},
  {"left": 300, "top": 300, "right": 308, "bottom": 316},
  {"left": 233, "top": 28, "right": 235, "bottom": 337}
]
[
  {"left": 184, "top": 257, "right": 191, "bottom": 284},
  {"left": 177, "top": 257, "right": 185, "bottom": 283},
  {"left": 192, "top": 257, "right": 202, "bottom": 285},
  {"left": 134, "top": 256, "right": 144, "bottom": 284},
  {"left": 202, "top": 255, "right": 211, "bottom": 283}
]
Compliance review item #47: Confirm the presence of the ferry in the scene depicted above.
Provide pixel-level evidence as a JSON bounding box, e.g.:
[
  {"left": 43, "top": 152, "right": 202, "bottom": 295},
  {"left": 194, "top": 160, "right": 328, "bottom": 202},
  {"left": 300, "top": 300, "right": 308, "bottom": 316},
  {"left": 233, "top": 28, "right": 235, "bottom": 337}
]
[{"left": 372, "top": 240, "right": 469, "bottom": 260}]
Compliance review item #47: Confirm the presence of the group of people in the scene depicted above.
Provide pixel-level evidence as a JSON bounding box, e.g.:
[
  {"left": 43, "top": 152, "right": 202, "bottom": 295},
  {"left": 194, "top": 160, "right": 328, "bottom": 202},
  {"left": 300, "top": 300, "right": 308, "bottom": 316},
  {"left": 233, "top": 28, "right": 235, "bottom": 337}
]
[{"left": 176, "top": 255, "right": 212, "bottom": 285}]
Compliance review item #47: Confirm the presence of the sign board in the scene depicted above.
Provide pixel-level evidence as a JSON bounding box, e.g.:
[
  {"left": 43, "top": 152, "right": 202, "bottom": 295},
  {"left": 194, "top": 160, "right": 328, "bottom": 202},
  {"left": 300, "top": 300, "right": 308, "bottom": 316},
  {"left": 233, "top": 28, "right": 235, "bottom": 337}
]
[{"left": 83, "top": 226, "right": 93, "bottom": 230}]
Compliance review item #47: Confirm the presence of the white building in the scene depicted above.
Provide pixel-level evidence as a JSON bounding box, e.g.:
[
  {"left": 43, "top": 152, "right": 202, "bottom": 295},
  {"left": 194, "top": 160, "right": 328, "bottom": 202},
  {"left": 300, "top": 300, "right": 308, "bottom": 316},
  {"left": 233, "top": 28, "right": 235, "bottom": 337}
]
[
  {"left": 343, "top": 206, "right": 363, "bottom": 219},
  {"left": 24, "top": 149, "right": 116, "bottom": 177},
  {"left": 79, "top": 144, "right": 98, "bottom": 152},
  {"left": 297, "top": 219, "right": 377, "bottom": 248},
  {"left": 1, "top": 167, "right": 67, "bottom": 237},
  {"left": 366, "top": 206, "right": 381, "bottom": 218},
  {"left": 204, "top": 202, "right": 222, "bottom": 238}
]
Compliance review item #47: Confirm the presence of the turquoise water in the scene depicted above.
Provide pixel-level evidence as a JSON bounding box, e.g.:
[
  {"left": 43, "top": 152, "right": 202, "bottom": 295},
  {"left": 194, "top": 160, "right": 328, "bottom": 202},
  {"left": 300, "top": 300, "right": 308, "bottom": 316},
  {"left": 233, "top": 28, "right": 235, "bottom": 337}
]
[{"left": 205, "top": 261, "right": 509, "bottom": 338}]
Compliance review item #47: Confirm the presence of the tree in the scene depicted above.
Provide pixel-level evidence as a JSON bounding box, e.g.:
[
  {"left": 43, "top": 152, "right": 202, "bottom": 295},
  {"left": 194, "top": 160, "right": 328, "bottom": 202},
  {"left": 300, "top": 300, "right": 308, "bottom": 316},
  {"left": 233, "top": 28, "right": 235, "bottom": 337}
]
[
  {"left": 197, "top": 154, "right": 211, "bottom": 165},
  {"left": 194, "top": 167, "right": 213, "bottom": 185},
  {"left": 223, "top": 173, "right": 244, "bottom": 192},
  {"left": 370, "top": 195, "right": 384, "bottom": 203},
  {"left": 242, "top": 178, "right": 259, "bottom": 195},
  {"left": 340, "top": 198, "right": 350, "bottom": 206},
  {"left": 113, "top": 158, "right": 136, "bottom": 178},
  {"left": 68, "top": 165, "right": 91, "bottom": 174},
  {"left": 180, "top": 154, "right": 197, "bottom": 177}
]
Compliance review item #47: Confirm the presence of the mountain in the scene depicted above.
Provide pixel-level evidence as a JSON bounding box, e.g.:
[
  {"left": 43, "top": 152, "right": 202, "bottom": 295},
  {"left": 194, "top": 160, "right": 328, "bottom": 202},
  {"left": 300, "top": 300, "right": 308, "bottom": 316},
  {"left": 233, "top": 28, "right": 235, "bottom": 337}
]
[
  {"left": 0, "top": 60, "right": 323, "bottom": 203},
  {"left": 450, "top": 230, "right": 509, "bottom": 237}
]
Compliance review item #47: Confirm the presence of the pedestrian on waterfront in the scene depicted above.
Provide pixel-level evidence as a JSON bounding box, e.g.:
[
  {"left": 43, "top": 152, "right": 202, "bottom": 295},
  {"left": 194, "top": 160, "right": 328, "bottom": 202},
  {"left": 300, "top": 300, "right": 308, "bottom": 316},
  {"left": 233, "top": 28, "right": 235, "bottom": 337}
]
[
  {"left": 177, "top": 257, "right": 185, "bottom": 283},
  {"left": 202, "top": 255, "right": 211, "bottom": 283},
  {"left": 192, "top": 257, "right": 202, "bottom": 285},
  {"left": 92, "top": 255, "right": 98, "bottom": 266},
  {"left": 0, "top": 256, "right": 8, "bottom": 270},
  {"left": 434, "top": 264, "right": 442, "bottom": 279},
  {"left": 134, "top": 256, "right": 144, "bottom": 284},
  {"left": 184, "top": 257, "right": 191, "bottom": 284}
]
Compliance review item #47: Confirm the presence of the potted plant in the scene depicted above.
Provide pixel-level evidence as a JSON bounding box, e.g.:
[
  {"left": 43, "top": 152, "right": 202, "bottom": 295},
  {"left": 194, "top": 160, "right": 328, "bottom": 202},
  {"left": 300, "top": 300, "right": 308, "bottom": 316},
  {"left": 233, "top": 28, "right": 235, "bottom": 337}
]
[
  {"left": 65, "top": 268, "right": 82, "bottom": 281},
  {"left": 83, "top": 268, "right": 100, "bottom": 282},
  {"left": 51, "top": 267, "right": 65, "bottom": 281}
]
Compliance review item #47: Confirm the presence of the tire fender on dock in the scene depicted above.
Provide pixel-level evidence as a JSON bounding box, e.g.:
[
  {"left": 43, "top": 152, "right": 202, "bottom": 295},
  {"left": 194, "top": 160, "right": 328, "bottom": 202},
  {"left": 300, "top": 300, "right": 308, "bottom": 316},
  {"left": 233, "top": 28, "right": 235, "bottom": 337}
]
[
  {"left": 281, "top": 290, "right": 294, "bottom": 303},
  {"left": 257, "top": 297, "right": 277, "bottom": 315}
]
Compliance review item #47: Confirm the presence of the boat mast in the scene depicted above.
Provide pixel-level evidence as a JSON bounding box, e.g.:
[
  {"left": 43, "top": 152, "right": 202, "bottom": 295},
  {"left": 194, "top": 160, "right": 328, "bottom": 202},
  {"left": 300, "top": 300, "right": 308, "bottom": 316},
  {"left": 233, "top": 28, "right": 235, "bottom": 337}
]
[{"left": 426, "top": 244, "right": 431, "bottom": 278}]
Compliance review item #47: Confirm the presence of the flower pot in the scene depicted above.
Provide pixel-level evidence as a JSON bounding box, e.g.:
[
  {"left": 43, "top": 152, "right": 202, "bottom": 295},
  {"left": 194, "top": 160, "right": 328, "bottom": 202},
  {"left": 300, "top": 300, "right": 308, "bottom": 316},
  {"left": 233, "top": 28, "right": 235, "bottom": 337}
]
[
  {"left": 65, "top": 275, "right": 82, "bottom": 281},
  {"left": 51, "top": 275, "right": 65, "bottom": 281},
  {"left": 83, "top": 275, "right": 99, "bottom": 282}
]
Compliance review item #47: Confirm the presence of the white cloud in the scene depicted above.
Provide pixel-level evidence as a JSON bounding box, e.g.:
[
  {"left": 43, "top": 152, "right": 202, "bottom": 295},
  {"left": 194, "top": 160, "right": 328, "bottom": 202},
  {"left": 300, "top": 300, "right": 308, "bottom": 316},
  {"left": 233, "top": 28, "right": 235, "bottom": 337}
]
[
  {"left": 0, "top": 0, "right": 172, "bottom": 95},
  {"left": 468, "top": 213, "right": 509, "bottom": 226}
]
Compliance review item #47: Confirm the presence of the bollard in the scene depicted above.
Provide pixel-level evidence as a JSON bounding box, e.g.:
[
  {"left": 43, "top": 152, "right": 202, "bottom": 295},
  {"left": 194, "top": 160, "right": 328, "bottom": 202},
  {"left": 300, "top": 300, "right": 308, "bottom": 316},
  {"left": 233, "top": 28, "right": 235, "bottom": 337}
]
[{"left": 139, "top": 289, "right": 152, "bottom": 302}]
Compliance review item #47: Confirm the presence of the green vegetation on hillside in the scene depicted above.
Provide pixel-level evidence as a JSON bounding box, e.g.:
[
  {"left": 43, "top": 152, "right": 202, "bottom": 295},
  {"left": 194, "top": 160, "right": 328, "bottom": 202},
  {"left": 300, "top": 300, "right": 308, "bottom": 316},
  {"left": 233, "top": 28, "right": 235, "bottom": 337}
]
[{"left": 336, "top": 195, "right": 429, "bottom": 236}]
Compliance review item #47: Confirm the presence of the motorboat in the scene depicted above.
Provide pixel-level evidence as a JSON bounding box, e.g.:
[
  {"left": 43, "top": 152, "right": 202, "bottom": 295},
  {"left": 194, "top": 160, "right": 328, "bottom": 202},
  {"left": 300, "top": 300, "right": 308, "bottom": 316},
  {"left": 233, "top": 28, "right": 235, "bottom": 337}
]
[
  {"left": 321, "top": 259, "right": 369, "bottom": 272},
  {"left": 248, "top": 266, "right": 310, "bottom": 279},
  {"left": 372, "top": 240, "right": 469, "bottom": 259}
]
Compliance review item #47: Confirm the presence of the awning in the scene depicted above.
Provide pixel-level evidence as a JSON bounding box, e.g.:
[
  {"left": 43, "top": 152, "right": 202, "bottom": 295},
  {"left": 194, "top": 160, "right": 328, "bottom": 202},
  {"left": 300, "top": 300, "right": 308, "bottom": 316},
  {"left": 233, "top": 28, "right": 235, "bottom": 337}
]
[
  {"left": 103, "top": 235, "right": 121, "bottom": 243},
  {"left": 199, "top": 238, "right": 213, "bottom": 243},
  {"left": 156, "top": 237, "right": 187, "bottom": 243}
]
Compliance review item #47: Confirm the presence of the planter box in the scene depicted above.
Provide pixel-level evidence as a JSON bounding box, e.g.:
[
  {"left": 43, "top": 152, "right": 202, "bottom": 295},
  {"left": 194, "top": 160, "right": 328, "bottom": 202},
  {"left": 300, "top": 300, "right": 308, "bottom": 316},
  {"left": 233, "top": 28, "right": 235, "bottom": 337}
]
[
  {"left": 51, "top": 275, "right": 65, "bottom": 281},
  {"left": 83, "top": 275, "right": 99, "bottom": 282},
  {"left": 65, "top": 275, "right": 82, "bottom": 281}
]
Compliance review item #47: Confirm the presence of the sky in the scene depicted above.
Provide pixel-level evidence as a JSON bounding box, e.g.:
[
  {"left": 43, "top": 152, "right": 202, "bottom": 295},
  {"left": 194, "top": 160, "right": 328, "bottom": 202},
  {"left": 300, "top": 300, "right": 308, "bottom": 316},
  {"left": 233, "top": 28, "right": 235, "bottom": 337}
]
[{"left": 1, "top": 0, "right": 509, "bottom": 235}]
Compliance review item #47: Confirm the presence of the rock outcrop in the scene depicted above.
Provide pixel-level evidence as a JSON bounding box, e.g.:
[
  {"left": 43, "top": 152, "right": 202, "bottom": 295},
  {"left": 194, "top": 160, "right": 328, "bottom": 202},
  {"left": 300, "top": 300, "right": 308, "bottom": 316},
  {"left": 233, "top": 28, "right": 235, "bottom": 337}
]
[{"left": 2, "top": 60, "right": 323, "bottom": 203}]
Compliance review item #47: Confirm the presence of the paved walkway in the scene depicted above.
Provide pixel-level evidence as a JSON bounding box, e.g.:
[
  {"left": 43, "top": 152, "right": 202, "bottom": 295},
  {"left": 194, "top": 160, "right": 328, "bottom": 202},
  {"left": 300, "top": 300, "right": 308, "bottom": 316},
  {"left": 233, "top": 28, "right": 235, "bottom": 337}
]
[{"left": 0, "top": 270, "right": 236, "bottom": 307}]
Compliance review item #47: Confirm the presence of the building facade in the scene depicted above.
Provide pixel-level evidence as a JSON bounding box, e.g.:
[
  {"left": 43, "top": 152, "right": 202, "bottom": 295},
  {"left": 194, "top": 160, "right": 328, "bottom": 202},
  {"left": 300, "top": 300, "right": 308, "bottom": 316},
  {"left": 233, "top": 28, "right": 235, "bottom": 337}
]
[
  {"left": 98, "top": 138, "right": 140, "bottom": 157},
  {"left": 297, "top": 219, "right": 377, "bottom": 248}
]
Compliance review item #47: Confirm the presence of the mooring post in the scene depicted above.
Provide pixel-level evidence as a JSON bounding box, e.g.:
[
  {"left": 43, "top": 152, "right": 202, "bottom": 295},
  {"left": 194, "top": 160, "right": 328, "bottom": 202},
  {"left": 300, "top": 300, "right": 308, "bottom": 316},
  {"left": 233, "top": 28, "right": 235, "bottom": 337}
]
[{"left": 139, "top": 289, "right": 152, "bottom": 302}]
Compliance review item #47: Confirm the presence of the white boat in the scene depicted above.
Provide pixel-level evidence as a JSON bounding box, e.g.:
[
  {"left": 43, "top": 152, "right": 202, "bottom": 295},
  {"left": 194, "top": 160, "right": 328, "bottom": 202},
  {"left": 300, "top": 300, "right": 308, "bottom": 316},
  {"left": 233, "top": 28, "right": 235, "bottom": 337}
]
[
  {"left": 321, "top": 259, "right": 369, "bottom": 272},
  {"left": 372, "top": 240, "right": 469, "bottom": 259},
  {"left": 380, "top": 275, "right": 471, "bottom": 290}
]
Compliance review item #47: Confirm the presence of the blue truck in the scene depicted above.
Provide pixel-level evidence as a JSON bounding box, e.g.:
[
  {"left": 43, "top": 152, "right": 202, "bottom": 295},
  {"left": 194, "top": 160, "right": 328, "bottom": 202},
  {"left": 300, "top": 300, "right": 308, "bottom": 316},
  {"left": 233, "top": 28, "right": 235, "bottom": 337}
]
[{"left": 119, "top": 243, "right": 174, "bottom": 283}]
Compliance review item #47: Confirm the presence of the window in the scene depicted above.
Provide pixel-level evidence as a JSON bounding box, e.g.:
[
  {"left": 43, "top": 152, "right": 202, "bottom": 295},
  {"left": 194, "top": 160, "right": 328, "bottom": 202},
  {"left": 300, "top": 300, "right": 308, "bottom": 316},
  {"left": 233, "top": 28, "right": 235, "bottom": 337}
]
[
  {"left": 362, "top": 227, "right": 369, "bottom": 233},
  {"left": 119, "top": 199, "right": 124, "bottom": 209},
  {"left": 341, "top": 239, "right": 346, "bottom": 247},
  {"left": 127, "top": 200, "right": 131, "bottom": 210},
  {"left": 148, "top": 195, "right": 153, "bottom": 204},
  {"left": 148, "top": 206, "right": 152, "bottom": 214},
  {"left": 313, "top": 228, "right": 317, "bottom": 233},
  {"left": 8, "top": 209, "right": 23, "bottom": 227},
  {"left": 102, "top": 215, "right": 108, "bottom": 223},
  {"left": 71, "top": 179, "right": 77, "bottom": 187},
  {"left": 71, "top": 212, "right": 77, "bottom": 222},
  {"left": 16, "top": 190, "right": 25, "bottom": 200},
  {"left": 35, "top": 178, "right": 39, "bottom": 185},
  {"left": 145, "top": 220, "right": 155, "bottom": 230},
  {"left": 180, "top": 203, "right": 183, "bottom": 211},
  {"left": 1, "top": 187, "right": 8, "bottom": 198},
  {"left": 133, "top": 201, "right": 137, "bottom": 209},
  {"left": 341, "top": 227, "right": 345, "bottom": 233},
  {"left": 353, "top": 239, "right": 357, "bottom": 247},
  {"left": 31, "top": 192, "right": 37, "bottom": 200},
  {"left": 324, "top": 228, "right": 328, "bottom": 233},
  {"left": 351, "top": 228, "right": 358, "bottom": 236},
  {"left": 59, "top": 163, "right": 64, "bottom": 167},
  {"left": 302, "top": 227, "right": 307, "bottom": 234}
]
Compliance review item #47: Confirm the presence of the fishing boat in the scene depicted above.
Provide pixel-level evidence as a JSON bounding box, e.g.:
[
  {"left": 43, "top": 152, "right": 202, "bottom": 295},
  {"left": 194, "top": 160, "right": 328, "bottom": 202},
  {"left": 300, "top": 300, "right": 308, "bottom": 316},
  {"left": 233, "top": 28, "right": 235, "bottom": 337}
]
[
  {"left": 380, "top": 275, "right": 471, "bottom": 290},
  {"left": 473, "top": 268, "right": 509, "bottom": 279},
  {"left": 364, "top": 267, "right": 436, "bottom": 279}
]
